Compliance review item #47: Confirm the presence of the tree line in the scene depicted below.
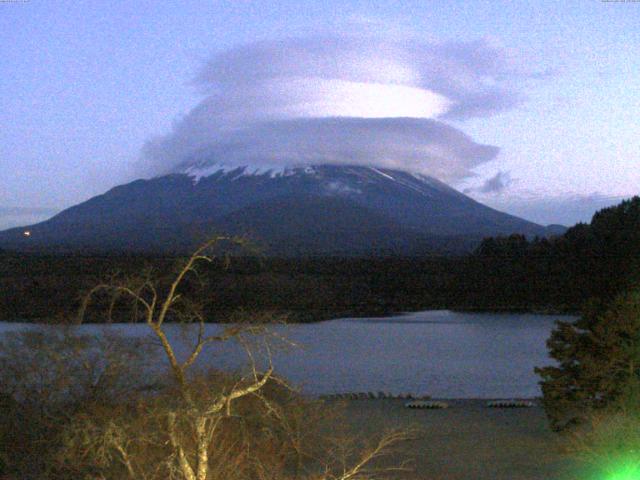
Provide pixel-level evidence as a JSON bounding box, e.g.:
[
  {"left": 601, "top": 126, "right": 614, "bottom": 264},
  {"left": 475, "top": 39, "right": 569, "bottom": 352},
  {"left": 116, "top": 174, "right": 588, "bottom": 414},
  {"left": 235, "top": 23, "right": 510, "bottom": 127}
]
[{"left": 1, "top": 197, "right": 638, "bottom": 323}]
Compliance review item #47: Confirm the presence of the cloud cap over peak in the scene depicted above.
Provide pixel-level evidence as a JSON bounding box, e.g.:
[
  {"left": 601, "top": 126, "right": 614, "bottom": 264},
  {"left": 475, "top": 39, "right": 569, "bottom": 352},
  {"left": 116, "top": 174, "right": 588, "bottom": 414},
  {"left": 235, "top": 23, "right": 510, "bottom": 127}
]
[
  {"left": 158, "top": 117, "right": 500, "bottom": 183},
  {"left": 140, "top": 34, "right": 536, "bottom": 181},
  {"left": 195, "top": 35, "right": 526, "bottom": 119}
]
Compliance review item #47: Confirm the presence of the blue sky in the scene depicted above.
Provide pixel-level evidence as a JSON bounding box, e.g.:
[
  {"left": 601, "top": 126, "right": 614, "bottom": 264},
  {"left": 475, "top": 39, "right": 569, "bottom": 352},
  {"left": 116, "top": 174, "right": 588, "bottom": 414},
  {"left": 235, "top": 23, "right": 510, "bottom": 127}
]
[{"left": 1, "top": 0, "right": 638, "bottom": 228}]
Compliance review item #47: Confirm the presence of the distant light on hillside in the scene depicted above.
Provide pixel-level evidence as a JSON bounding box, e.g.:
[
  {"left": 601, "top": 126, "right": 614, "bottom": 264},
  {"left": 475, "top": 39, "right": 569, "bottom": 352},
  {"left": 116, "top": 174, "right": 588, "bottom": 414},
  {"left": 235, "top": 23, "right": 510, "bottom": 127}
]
[{"left": 23, "top": 230, "right": 31, "bottom": 237}]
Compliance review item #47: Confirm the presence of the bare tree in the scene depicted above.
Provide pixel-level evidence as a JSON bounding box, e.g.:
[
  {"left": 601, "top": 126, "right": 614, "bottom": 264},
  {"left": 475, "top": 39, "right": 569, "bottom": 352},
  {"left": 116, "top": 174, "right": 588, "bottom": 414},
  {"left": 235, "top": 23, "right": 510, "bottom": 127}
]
[
  {"left": 69, "top": 237, "right": 414, "bottom": 480},
  {"left": 75, "top": 237, "right": 276, "bottom": 480}
]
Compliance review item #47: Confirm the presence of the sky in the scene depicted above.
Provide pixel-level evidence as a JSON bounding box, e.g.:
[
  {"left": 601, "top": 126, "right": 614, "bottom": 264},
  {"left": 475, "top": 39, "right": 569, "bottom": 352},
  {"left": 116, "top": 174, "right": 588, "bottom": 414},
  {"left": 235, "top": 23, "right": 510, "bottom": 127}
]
[{"left": 1, "top": 0, "right": 639, "bottom": 229}]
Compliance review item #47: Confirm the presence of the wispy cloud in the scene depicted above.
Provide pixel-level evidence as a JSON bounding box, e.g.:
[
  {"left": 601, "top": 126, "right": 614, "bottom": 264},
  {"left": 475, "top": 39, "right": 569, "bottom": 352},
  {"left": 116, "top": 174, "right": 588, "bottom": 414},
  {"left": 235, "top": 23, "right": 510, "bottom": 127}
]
[
  {"left": 478, "top": 193, "right": 628, "bottom": 226},
  {"left": 467, "top": 171, "right": 513, "bottom": 194},
  {"left": 139, "top": 34, "right": 541, "bottom": 182}
]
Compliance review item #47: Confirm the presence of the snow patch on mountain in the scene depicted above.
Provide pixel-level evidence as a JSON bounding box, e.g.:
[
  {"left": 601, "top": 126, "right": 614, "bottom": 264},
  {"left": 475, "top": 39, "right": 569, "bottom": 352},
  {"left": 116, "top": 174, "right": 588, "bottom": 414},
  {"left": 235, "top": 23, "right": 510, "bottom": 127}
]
[
  {"left": 177, "top": 162, "right": 466, "bottom": 203},
  {"left": 181, "top": 163, "right": 295, "bottom": 184},
  {"left": 173, "top": 162, "right": 471, "bottom": 214},
  {"left": 368, "top": 167, "right": 395, "bottom": 181}
]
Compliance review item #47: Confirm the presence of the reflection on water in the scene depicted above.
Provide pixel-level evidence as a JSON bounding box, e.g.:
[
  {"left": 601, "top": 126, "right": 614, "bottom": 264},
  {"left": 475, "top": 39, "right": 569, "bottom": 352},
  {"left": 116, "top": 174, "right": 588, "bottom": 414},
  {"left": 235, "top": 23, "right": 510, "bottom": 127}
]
[{"left": 0, "top": 310, "right": 574, "bottom": 398}]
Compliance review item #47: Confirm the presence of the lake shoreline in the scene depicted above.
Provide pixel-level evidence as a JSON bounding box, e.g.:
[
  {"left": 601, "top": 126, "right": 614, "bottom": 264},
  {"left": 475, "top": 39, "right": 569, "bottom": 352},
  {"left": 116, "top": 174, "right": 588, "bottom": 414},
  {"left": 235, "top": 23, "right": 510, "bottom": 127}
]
[
  {"left": 0, "top": 304, "right": 578, "bottom": 324},
  {"left": 317, "top": 397, "right": 542, "bottom": 403}
]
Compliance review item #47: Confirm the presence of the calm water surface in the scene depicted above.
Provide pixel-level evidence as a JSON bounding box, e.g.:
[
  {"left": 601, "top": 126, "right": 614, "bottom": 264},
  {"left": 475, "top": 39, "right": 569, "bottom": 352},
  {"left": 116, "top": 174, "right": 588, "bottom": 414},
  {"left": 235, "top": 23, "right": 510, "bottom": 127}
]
[{"left": 0, "top": 310, "right": 574, "bottom": 398}]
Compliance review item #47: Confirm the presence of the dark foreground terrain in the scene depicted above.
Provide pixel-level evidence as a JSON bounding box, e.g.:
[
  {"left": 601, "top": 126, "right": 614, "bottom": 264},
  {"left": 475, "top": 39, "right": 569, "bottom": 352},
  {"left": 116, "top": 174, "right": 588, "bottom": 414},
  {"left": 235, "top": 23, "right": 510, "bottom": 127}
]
[{"left": 339, "top": 399, "right": 580, "bottom": 480}]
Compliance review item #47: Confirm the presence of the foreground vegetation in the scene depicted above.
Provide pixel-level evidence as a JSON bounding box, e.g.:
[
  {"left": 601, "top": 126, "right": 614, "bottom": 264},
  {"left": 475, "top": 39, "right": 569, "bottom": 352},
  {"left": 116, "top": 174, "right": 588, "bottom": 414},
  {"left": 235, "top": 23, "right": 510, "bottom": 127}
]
[
  {"left": 1, "top": 240, "right": 413, "bottom": 479},
  {"left": 0, "top": 328, "right": 414, "bottom": 480}
]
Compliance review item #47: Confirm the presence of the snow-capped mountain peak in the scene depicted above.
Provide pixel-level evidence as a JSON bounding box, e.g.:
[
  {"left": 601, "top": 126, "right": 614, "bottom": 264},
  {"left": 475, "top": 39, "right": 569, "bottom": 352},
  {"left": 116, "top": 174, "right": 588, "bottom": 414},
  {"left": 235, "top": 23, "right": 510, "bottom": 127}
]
[
  {"left": 180, "top": 163, "right": 298, "bottom": 183},
  {"left": 1, "top": 163, "right": 558, "bottom": 255}
]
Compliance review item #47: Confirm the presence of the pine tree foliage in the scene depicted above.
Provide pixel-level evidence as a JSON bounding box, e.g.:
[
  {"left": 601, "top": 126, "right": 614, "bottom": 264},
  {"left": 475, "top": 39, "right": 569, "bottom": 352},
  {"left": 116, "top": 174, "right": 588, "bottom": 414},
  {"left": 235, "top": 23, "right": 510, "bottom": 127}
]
[{"left": 536, "top": 288, "right": 640, "bottom": 431}]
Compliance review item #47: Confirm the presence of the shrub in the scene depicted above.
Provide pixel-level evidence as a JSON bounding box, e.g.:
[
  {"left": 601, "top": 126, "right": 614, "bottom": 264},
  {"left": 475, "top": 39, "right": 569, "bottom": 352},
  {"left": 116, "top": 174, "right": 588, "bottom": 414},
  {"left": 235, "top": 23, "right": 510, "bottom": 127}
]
[{"left": 0, "top": 328, "right": 153, "bottom": 478}]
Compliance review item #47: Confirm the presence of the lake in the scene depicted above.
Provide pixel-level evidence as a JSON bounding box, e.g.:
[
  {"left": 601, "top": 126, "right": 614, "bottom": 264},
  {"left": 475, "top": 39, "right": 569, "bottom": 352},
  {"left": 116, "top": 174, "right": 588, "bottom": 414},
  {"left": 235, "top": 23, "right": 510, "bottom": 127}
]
[{"left": 0, "top": 310, "right": 574, "bottom": 398}]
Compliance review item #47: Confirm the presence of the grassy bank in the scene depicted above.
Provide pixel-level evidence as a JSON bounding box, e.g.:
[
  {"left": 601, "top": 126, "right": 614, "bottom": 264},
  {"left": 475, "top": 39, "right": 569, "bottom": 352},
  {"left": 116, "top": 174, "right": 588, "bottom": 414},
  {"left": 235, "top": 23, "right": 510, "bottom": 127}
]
[{"left": 335, "top": 399, "right": 581, "bottom": 480}]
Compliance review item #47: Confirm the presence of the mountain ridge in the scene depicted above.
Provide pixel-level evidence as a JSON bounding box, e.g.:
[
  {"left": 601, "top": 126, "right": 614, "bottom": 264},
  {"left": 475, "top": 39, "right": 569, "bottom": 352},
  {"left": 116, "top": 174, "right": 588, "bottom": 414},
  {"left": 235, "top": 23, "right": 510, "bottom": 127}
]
[{"left": 0, "top": 164, "right": 565, "bottom": 255}]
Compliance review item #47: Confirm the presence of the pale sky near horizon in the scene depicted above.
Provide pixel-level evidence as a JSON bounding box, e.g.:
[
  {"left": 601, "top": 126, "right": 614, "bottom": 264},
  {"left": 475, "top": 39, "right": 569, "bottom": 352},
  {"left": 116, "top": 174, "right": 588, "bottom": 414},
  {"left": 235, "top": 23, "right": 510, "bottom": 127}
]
[{"left": 1, "top": 0, "right": 638, "bottom": 229}]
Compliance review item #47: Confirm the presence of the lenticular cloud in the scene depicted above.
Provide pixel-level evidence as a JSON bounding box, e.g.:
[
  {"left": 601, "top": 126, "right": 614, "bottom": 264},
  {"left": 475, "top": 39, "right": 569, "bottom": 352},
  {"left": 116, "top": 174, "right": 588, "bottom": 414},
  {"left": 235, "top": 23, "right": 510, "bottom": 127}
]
[{"left": 140, "top": 35, "right": 532, "bottom": 183}]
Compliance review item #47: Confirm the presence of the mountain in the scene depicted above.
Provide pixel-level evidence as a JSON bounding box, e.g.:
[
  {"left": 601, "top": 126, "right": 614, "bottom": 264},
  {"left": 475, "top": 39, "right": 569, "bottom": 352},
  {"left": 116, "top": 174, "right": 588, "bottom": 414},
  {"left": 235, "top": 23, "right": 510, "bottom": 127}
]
[{"left": 0, "top": 164, "right": 564, "bottom": 255}]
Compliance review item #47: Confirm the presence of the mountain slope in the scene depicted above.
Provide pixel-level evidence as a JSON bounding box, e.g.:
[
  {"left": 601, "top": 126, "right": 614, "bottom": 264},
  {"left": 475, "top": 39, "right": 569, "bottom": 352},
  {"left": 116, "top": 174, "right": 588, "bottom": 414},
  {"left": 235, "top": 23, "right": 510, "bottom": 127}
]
[{"left": 0, "top": 165, "right": 562, "bottom": 255}]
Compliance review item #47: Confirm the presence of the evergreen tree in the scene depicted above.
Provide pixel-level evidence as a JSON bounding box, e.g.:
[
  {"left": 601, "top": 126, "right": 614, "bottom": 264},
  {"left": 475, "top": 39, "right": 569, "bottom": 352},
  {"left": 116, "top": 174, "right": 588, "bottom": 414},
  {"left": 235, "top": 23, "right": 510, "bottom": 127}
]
[{"left": 536, "top": 288, "right": 640, "bottom": 431}]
